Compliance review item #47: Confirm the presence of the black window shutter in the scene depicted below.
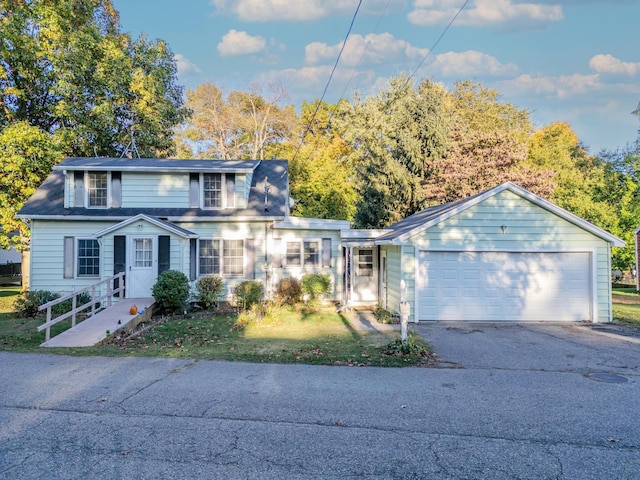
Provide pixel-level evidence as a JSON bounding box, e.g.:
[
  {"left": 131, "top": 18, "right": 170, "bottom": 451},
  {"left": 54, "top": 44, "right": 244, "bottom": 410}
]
[
  {"left": 189, "top": 173, "right": 199, "bottom": 208},
  {"left": 74, "top": 171, "right": 84, "bottom": 207},
  {"left": 190, "top": 238, "right": 197, "bottom": 281},
  {"left": 158, "top": 235, "right": 170, "bottom": 275},
  {"left": 111, "top": 171, "right": 122, "bottom": 208},
  {"left": 113, "top": 235, "right": 126, "bottom": 296},
  {"left": 322, "top": 238, "right": 332, "bottom": 268}
]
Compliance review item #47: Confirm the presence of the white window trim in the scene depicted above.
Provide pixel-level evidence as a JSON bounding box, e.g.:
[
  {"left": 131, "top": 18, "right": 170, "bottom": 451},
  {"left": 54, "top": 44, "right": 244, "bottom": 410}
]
[
  {"left": 284, "top": 238, "right": 321, "bottom": 268},
  {"left": 76, "top": 237, "right": 101, "bottom": 278},
  {"left": 197, "top": 238, "right": 244, "bottom": 277},
  {"left": 201, "top": 173, "right": 234, "bottom": 210},
  {"left": 85, "top": 171, "right": 111, "bottom": 209}
]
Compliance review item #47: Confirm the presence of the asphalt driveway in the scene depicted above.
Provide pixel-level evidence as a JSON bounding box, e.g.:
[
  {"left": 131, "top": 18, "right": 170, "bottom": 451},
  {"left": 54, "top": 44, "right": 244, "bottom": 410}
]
[{"left": 412, "top": 321, "right": 640, "bottom": 375}]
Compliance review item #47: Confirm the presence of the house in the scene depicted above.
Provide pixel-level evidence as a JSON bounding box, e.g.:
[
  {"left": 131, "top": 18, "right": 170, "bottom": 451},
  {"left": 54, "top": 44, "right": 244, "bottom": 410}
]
[{"left": 17, "top": 158, "right": 624, "bottom": 323}]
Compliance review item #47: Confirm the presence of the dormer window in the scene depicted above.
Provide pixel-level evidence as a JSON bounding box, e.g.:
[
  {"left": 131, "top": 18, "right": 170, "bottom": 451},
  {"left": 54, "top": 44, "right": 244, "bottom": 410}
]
[
  {"left": 201, "top": 173, "right": 235, "bottom": 209},
  {"left": 87, "top": 172, "right": 108, "bottom": 207}
]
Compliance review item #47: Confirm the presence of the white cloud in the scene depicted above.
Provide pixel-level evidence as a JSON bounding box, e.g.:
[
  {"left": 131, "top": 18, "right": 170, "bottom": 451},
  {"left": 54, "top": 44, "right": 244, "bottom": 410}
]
[
  {"left": 409, "top": 0, "right": 563, "bottom": 28},
  {"left": 174, "top": 54, "right": 201, "bottom": 75},
  {"left": 499, "top": 73, "right": 602, "bottom": 99},
  {"left": 589, "top": 54, "right": 640, "bottom": 76},
  {"left": 217, "top": 30, "right": 267, "bottom": 57},
  {"left": 211, "top": 0, "right": 351, "bottom": 22},
  {"left": 428, "top": 51, "right": 519, "bottom": 77},
  {"left": 211, "top": 0, "right": 408, "bottom": 22},
  {"left": 305, "top": 33, "right": 428, "bottom": 67}
]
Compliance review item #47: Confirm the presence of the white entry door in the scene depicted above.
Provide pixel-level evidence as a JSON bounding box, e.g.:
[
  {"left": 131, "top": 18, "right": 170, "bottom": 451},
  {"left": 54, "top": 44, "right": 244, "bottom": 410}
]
[
  {"left": 127, "top": 236, "right": 156, "bottom": 298},
  {"left": 352, "top": 247, "right": 378, "bottom": 303}
]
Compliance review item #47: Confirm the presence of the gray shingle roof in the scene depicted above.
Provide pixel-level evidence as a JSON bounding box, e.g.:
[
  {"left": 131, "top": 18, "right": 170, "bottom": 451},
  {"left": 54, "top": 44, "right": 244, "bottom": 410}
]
[{"left": 17, "top": 159, "right": 289, "bottom": 220}]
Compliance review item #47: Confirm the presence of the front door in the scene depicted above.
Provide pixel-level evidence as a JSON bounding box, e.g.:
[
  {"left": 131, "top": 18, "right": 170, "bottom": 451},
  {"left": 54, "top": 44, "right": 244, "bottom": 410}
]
[
  {"left": 127, "top": 236, "right": 156, "bottom": 298},
  {"left": 352, "top": 247, "right": 378, "bottom": 303}
]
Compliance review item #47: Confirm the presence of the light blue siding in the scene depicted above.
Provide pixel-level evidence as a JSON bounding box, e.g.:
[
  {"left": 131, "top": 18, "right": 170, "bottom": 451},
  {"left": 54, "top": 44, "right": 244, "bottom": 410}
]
[
  {"left": 400, "top": 190, "right": 613, "bottom": 322},
  {"left": 121, "top": 172, "right": 189, "bottom": 208}
]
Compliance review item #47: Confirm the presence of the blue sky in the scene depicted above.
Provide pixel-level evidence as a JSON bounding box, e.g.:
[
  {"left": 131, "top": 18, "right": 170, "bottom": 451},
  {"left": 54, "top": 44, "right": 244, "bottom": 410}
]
[{"left": 113, "top": 0, "right": 640, "bottom": 154}]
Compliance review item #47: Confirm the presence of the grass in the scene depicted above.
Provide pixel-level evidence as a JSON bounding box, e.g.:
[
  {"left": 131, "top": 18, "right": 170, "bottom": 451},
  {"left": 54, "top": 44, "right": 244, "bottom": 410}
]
[
  {"left": 0, "top": 293, "right": 433, "bottom": 367},
  {"left": 612, "top": 286, "right": 640, "bottom": 329}
]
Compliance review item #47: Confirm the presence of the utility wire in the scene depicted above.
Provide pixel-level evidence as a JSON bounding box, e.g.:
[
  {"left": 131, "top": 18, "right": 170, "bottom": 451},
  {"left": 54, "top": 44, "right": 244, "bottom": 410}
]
[{"left": 291, "top": 0, "right": 363, "bottom": 163}]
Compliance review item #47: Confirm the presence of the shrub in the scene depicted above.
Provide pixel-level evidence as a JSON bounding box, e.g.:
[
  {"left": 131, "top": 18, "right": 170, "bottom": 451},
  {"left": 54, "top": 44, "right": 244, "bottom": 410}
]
[
  {"left": 274, "top": 277, "right": 302, "bottom": 306},
  {"left": 374, "top": 304, "right": 393, "bottom": 324},
  {"left": 233, "top": 302, "right": 284, "bottom": 330},
  {"left": 384, "top": 334, "right": 430, "bottom": 357},
  {"left": 195, "top": 275, "right": 225, "bottom": 310},
  {"left": 234, "top": 280, "right": 263, "bottom": 311},
  {"left": 152, "top": 270, "right": 190, "bottom": 313},
  {"left": 14, "top": 290, "right": 60, "bottom": 318},
  {"left": 53, "top": 292, "right": 93, "bottom": 316},
  {"left": 301, "top": 273, "right": 331, "bottom": 300}
]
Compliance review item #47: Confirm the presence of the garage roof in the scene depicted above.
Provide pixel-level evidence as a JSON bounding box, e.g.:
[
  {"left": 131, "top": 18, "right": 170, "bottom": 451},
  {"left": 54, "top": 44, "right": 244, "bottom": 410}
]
[{"left": 375, "top": 182, "right": 625, "bottom": 247}]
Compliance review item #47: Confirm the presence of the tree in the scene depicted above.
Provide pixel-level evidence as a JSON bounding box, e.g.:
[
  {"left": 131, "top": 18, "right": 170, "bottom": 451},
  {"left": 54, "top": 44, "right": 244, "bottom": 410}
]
[
  {"left": 0, "top": 122, "right": 61, "bottom": 249},
  {"left": 286, "top": 100, "right": 357, "bottom": 220},
  {"left": 176, "top": 81, "right": 295, "bottom": 160},
  {"left": 0, "top": 0, "right": 188, "bottom": 246},
  {"left": 421, "top": 81, "right": 554, "bottom": 204},
  {"left": 340, "top": 75, "right": 450, "bottom": 227},
  {"left": 0, "top": 0, "right": 188, "bottom": 157}
]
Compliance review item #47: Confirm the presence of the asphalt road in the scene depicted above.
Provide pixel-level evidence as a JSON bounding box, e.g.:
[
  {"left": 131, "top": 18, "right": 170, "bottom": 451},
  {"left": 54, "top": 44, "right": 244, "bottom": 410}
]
[{"left": 1, "top": 323, "right": 639, "bottom": 479}]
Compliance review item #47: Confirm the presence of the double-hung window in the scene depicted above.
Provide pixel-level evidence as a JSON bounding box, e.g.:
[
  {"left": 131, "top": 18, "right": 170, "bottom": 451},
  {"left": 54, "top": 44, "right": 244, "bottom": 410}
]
[
  {"left": 87, "top": 172, "right": 108, "bottom": 208},
  {"left": 285, "top": 240, "right": 320, "bottom": 267},
  {"left": 202, "top": 173, "right": 235, "bottom": 209},
  {"left": 203, "top": 173, "right": 222, "bottom": 208},
  {"left": 198, "top": 239, "right": 243, "bottom": 276},
  {"left": 77, "top": 239, "right": 100, "bottom": 277}
]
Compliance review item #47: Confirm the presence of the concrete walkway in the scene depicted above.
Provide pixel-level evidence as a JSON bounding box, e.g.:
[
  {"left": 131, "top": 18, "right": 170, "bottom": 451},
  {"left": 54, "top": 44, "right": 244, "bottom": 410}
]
[
  {"left": 347, "top": 309, "right": 399, "bottom": 333},
  {"left": 42, "top": 297, "right": 154, "bottom": 348}
]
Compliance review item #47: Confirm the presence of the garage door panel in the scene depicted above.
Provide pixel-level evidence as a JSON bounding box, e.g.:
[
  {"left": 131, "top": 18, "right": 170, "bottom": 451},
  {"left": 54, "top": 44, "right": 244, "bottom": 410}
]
[{"left": 418, "top": 251, "right": 591, "bottom": 322}]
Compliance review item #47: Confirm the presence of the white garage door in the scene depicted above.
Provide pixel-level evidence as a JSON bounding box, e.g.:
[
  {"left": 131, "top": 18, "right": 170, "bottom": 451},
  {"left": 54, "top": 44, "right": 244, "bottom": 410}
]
[{"left": 417, "top": 251, "right": 591, "bottom": 322}]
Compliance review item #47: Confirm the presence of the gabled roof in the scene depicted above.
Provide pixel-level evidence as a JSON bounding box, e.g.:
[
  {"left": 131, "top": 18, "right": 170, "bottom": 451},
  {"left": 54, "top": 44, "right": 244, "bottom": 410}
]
[
  {"left": 54, "top": 157, "right": 260, "bottom": 173},
  {"left": 17, "top": 158, "right": 289, "bottom": 220},
  {"left": 376, "top": 182, "right": 625, "bottom": 247},
  {"left": 93, "top": 214, "right": 198, "bottom": 238}
]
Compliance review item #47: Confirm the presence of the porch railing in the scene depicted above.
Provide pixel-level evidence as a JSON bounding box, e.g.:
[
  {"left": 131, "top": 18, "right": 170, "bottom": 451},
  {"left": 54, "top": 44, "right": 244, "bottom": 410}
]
[{"left": 37, "top": 272, "right": 126, "bottom": 342}]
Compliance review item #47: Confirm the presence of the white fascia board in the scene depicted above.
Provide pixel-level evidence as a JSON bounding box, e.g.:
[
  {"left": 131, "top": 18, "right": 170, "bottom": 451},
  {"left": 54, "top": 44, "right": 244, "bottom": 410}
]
[
  {"left": 340, "top": 229, "right": 389, "bottom": 239},
  {"left": 93, "top": 214, "right": 198, "bottom": 238}
]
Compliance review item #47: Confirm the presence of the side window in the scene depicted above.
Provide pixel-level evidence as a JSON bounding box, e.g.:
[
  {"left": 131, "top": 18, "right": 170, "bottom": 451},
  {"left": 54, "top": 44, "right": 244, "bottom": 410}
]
[
  {"left": 77, "top": 239, "right": 100, "bottom": 277},
  {"left": 286, "top": 241, "right": 301, "bottom": 266},
  {"left": 303, "top": 241, "right": 319, "bottom": 266}
]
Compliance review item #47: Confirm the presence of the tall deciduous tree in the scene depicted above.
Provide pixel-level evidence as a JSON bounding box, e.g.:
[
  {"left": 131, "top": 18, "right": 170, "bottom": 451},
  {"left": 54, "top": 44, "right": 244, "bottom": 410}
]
[
  {"left": 285, "top": 100, "right": 357, "bottom": 220},
  {"left": 0, "top": 122, "right": 60, "bottom": 249},
  {"left": 0, "top": 0, "right": 188, "bottom": 247},
  {"left": 423, "top": 81, "right": 553, "bottom": 204},
  {"left": 176, "top": 81, "right": 295, "bottom": 160}
]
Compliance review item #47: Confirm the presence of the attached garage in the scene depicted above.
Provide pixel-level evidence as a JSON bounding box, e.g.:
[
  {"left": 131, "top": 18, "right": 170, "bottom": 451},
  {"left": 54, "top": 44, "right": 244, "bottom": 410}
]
[
  {"left": 374, "top": 182, "right": 625, "bottom": 324},
  {"left": 417, "top": 250, "right": 592, "bottom": 322}
]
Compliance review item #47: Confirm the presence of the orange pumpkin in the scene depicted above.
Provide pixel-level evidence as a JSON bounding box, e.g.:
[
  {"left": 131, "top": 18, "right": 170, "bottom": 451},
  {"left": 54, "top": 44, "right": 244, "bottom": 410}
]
[{"left": 129, "top": 305, "right": 138, "bottom": 315}]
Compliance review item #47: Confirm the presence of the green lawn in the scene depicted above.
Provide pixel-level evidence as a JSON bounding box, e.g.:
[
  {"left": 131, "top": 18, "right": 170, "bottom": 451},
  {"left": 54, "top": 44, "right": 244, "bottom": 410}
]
[
  {"left": 612, "top": 287, "right": 640, "bottom": 329},
  {"left": 0, "top": 293, "right": 433, "bottom": 366}
]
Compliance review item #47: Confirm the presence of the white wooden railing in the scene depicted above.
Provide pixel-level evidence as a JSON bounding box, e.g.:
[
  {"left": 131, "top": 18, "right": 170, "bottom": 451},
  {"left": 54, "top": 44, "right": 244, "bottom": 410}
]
[{"left": 37, "top": 272, "right": 126, "bottom": 342}]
